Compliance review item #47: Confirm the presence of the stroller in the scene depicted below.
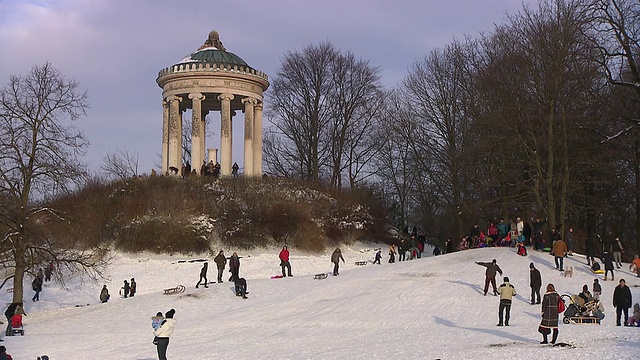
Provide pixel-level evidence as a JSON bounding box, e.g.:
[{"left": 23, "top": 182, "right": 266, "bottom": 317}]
[
  {"left": 9, "top": 313, "right": 24, "bottom": 335},
  {"left": 561, "top": 294, "right": 604, "bottom": 325}
]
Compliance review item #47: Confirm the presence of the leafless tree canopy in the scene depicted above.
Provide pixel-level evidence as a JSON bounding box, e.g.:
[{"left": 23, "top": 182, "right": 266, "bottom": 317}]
[
  {"left": 265, "top": 42, "right": 385, "bottom": 190},
  {"left": 0, "top": 62, "right": 107, "bottom": 302},
  {"left": 101, "top": 149, "right": 140, "bottom": 181}
]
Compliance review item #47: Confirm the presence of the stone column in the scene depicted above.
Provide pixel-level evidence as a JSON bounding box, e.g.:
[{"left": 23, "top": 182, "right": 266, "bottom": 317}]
[
  {"left": 161, "top": 100, "right": 169, "bottom": 175},
  {"left": 207, "top": 148, "right": 218, "bottom": 164},
  {"left": 189, "top": 92, "right": 205, "bottom": 174},
  {"left": 242, "top": 97, "right": 256, "bottom": 177},
  {"left": 218, "top": 93, "right": 234, "bottom": 176},
  {"left": 253, "top": 102, "right": 263, "bottom": 176},
  {"left": 200, "top": 110, "right": 209, "bottom": 170},
  {"left": 167, "top": 95, "right": 182, "bottom": 174}
]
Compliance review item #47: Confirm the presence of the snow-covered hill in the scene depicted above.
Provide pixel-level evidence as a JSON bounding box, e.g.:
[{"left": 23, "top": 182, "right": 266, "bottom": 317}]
[{"left": 5, "top": 245, "right": 640, "bottom": 359}]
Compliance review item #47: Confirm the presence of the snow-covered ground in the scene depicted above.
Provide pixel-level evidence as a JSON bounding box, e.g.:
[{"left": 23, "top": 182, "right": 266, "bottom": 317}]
[{"left": 4, "top": 244, "right": 640, "bottom": 359}]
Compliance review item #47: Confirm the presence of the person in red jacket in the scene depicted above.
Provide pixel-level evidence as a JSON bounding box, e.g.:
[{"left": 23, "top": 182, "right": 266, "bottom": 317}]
[
  {"left": 279, "top": 246, "right": 292, "bottom": 277},
  {"left": 0, "top": 345, "right": 13, "bottom": 360}
]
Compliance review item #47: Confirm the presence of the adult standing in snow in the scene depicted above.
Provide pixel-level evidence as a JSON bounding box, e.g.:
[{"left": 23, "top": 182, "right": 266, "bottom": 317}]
[
  {"left": 602, "top": 251, "right": 615, "bottom": 281},
  {"left": 497, "top": 277, "right": 516, "bottom": 326},
  {"left": 279, "top": 246, "right": 292, "bottom": 277},
  {"left": 388, "top": 244, "right": 396, "bottom": 263},
  {"left": 539, "top": 283, "right": 560, "bottom": 344},
  {"left": 31, "top": 273, "right": 43, "bottom": 302},
  {"left": 214, "top": 250, "right": 226, "bottom": 283},
  {"left": 99, "top": 285, "right": 110, "bottom": 303},
  {"left": 130, "top": 278, "right": 137, "bottom": 297},
  {"left": 153, "top": 309, "right": 176, "bottom": 360},
  {"left": 122, "top": 280, "right": 130, "bottom": 298},
  {"left": 331, "top": 248, "right": 345, "bottom": 276},
  {"left": 566, "top": 227, "right": 574, "bottom": 256},
  {"left": 4, "top": 303, "right": 24, "bottom": 336},
  {"left": 585, "top": 235, "right": 595, "bottom": 266},
  {"left": 445, "top": 238, "right": 454, "bottom": 253},
  {"left": 44, "top": 261, "right": 54, "bottom": 282},
  {"left": 228, "top": 252, "right": 240, "bottom": 282},
  {"left": 530, "top": 263, "right": 542, "bottom": 305},
  {"left": 196, "top": 262, "right": 208, "bottom": 288},
  {"left": 476, "top": 259, "right": 503, "bottom": 296},
  {"left": 552, "top": 237, "right": 568, "bottom": 272},
  {"left": 612, "top": 237, "right": 624, "bottom": 269},
  {"left": 613, "top": 279, "right": 632, "bottom": 326}
]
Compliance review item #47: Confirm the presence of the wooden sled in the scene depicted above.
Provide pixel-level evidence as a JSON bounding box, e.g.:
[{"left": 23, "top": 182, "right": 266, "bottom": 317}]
[
  {"left": 314, "top": 273, "right": 328, "bottom": 280},
  {"left": 563, "top": 316, "right": 601, "bottom": 325},
  {"left": 163, "top": 285, "right": 186, "bottom": 295},
  {"left": 355, "top": 261, "right": 367, "bottom": 266}
]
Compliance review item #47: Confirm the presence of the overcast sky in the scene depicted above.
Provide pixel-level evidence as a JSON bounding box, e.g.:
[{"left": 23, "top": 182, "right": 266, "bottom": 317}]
[{"left": 0, "top": 0, "right": 532, "bottom": 175}]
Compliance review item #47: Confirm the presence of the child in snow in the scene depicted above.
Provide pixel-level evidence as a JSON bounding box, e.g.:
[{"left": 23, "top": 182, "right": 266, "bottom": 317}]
[
  {"left": 373, "top": 250, "right": 381, "bottom": 264},
  {"left": 628, "top": 303, "right": 640, "bottom": 326},
  {"left": 593, "top": 279, "right": 602, "bottom": 301},
  {"left": 151, "top": 312, "right": 164, "bottom": 330},
  {"left": 235, "top": 278, "right": 248, "bottom": 299}
]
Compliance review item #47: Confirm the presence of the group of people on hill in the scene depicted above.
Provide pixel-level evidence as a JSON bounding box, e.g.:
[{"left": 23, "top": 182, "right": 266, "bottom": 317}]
[{"left": 475, "top": 255, "right": 638, "bottom": 345}]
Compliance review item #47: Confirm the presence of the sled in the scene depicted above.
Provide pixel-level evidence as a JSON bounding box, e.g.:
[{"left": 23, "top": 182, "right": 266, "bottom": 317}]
[
  {"left": 271, "top": 275, "right": 284, "bottom": 279},
  {"left": 163, "top": 285, "right": 186, "bottom": 295},
  {"left": 563, "top": 316, "right": 601, "bottom": 325},
  {"left": 314, "top": 273, "right": 328, "bottom": 280},
  {"left": 355, "top": 261, "right": 367, "bottom": 266},
  {"left": 590, "top": 269, "right": 604, "bottom": 274}
]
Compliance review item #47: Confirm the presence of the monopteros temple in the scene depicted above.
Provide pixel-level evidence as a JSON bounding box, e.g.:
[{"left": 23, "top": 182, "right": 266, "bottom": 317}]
[{"left": 157, "top": 30, "right": 269, "bottom": 176}]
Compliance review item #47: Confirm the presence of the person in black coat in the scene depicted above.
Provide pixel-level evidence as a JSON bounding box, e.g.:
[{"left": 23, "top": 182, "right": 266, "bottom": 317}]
[
  {"left": 529, "top": 262, "right": 542, "bottom": 305},
  {"left": 235, "top": 277, "right": 248, "bottom": 299},
  {"left": 613, "top": 279, "right": 632, "bottom": 326},
  {"left": 122, "top": 280, "right": 130, "bottom": 298},
  {"left": 228, "top": 252, "right": 240, "bottom": 282},
  {"left": 196, "top": 262, "right": 208, "bottom": 288},
  {"left": 214, "top": 250, "right": 226, "bottom": 283},
  {"left": 602, "top": 252, "right": 615, "bottom": 281}
]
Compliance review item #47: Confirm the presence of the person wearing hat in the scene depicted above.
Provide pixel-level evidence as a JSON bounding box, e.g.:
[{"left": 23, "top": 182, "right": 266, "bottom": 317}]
[
  {"left": 0, "top": 345, "right": 13, "bottom": 360},
  {"left": 497, "top": 276, "right": 516, "bottom": 326},
  {"left": 529, "top": 263, "right": 542, "bottom": 305},
  {"left": 153, "top": 309, "right": 176, "bottom": 360},
  {"left": 476, "top": 259, "right": 503, "bottom": 296},
  {"left": 196, "top": 262, "right": 208, "bottom": 288}
]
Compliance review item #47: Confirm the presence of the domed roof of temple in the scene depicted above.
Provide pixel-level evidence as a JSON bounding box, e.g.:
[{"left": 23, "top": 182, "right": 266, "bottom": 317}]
[{"left": 174, "top": 30, "right": 252, "bottom": 69}]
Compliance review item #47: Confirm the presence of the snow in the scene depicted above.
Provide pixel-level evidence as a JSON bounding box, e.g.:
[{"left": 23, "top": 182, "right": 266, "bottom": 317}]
[{"left": 6, "top": 245, "right": 640, "bottom": 359}]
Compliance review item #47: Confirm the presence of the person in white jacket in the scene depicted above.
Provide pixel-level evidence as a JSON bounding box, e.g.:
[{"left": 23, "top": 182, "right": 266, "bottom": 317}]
[{"left": 153, "top": 309, "right": 176, "bottom": 360}]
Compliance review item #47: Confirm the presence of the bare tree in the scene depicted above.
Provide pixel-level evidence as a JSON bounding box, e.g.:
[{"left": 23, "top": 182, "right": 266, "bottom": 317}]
[
  {"left": 0, "top": 62, "right": 107, "bottom": 301},
  {"left": 101, "top": 149, "right": 140, "bottom": 181},
  {"left": 266, "top": 42, "right": 337, "bottom": 185}
]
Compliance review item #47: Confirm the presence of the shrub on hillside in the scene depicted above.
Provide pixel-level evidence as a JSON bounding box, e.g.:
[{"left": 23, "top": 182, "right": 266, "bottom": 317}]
[{"left": 115, "top": 217, "right": 210, "bottom": 254}]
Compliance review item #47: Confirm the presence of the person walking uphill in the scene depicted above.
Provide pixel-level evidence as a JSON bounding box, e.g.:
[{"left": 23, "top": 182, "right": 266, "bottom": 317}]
[
  {"left": 530, "top": 263, "right": 542, "bottom": 305},
  {"left": 539, "top": 283, "right": 560, "bottom": 344},
  {"left": 331, "top": 248, "right": 345, "bottom": 276},
  {"left": 31, "top": 273, "right": 43, "bottom": 302},
  {"left": 497, "top": 277, "right": 516, "bottom": 326},
  {"left": 279, "top": 246, "right": 292, "bottom": 277},
  {"left": 476, "top": 259, "right": 503, "bottom": 296},
  {"left": 214, "top": 250, "right": 226, "bottom": 283},
  {"left": 552, "top": 237, "right": 568, "bottom": 272},
  {"left": 613, "top": 279, "right": 632, "bottom": 326},
  {"left": 153, "top": 309, "right": 176, "bottom": 360},
  {"left": 196, "top": 262, "right": 208, "bottom": 288}
]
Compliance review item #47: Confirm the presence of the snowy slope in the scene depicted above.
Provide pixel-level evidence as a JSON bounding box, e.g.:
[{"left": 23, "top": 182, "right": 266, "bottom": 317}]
[{"left": 4, "top": 245, "right": 640, "bottom": 360}]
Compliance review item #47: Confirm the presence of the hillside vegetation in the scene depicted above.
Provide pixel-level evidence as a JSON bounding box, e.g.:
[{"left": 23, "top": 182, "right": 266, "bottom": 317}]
[{"left": 48, "top": 176, "right": 393, "bottom": 254}]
